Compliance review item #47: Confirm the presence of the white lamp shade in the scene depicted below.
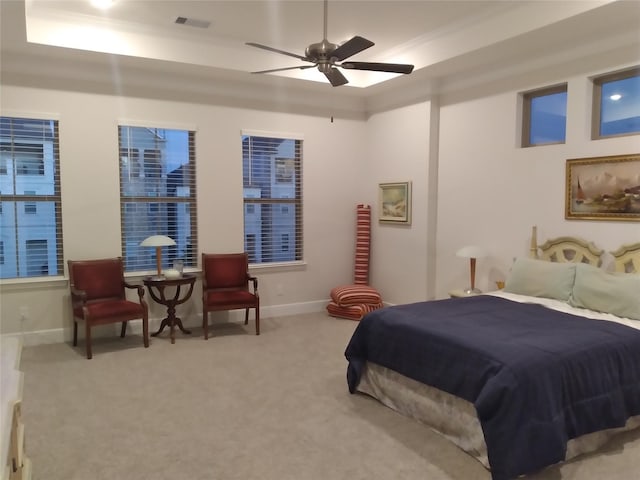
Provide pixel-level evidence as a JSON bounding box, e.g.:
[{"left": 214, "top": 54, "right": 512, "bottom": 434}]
[
  {"left": 456, "top": 245, "right": 487, "bottom": 259},
  {"left": 140, "top": 235, "right": 176, "bottom": 247}
]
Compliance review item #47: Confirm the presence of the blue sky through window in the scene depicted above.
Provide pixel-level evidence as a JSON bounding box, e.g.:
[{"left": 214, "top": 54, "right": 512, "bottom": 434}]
[
  {"left": 530, "top": 91, "right": 567, "bottom": 145},
  {"left": 600, "top": 75, "right": 640, "bottom": 136}
]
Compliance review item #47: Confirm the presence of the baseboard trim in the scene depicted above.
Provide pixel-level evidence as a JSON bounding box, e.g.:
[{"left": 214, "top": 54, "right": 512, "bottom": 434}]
[{"left": 1, "top": 299, "right": 330, "bottom": 347}]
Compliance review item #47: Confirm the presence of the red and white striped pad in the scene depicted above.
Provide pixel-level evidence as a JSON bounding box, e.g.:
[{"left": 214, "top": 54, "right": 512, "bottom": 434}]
[{"left": 354, "top": 204, "right": 371, "bottom": 285}]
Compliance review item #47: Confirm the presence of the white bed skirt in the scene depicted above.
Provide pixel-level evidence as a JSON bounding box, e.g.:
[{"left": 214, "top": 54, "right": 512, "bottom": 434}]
[{"left": 358, "top": 361, "right": 640, "bottom": 471}]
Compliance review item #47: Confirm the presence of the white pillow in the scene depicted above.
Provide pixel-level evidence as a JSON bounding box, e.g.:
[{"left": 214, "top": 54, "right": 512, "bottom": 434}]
[
  {"left": 569, "top": 262, "right": 640, "bottom": 320},
  {"left": 503, "top": 257, "right": 576, "bottom": 301}
]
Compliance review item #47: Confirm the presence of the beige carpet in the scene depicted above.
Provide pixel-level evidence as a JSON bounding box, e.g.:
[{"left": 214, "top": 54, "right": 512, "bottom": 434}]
[{"left": 20, "top": 313, "right": 640, "bottom": 480}]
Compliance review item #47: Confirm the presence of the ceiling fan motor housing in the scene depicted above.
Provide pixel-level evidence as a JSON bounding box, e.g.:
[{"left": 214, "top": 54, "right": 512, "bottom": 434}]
[{"left": 305, "top": 40, "right": 338, "bottom": 63}]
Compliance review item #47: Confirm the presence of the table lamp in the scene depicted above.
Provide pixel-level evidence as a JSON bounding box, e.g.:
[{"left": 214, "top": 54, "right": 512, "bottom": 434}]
[
  {"left": 456, "top": 245, "right": 488, "bottom": 294},
  {"left": 140, "top": 235, "right": 176, "bottom": 279}
]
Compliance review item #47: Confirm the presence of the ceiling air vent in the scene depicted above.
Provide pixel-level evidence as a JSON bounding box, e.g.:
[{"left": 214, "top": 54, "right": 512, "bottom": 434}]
[{"left": 174, "top": 16, "right": 211, "bottom": 29}]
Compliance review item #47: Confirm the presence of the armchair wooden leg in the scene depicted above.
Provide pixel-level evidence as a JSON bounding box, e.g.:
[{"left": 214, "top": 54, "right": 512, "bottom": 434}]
[
  {"left": 85, "top": 323, "right": 92, "bottom": 360},
  {"left": 244, "top": 308, "right": 249, "bottom": 325},
  {"left": 120, "top": 321, "right": 127, "bottom": 338},
  {"left": 255, "top": 307, "right": 260, "bottom": 335},
  {"left": 143, "top": 318, "right": 149, "bottom": 348},
  {"left": 73, "top": 320, "right": 78, "bottom": 346},
  {"left": 203, "top": 311, "right": 209, "bottom": 340}
]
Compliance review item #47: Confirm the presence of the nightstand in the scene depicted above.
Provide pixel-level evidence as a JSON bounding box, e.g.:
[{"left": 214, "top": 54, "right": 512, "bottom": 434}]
[{"left": 448, "top": 289, "right": 479, "bottom": 298}]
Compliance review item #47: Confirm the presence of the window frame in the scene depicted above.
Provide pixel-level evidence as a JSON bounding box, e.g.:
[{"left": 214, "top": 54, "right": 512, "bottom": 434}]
[
  {"left": 591, "top": 66, "right": 640, "bottom": 140},
  {"left": 521, "top": 83, "right": 568, "bottom": 148}
]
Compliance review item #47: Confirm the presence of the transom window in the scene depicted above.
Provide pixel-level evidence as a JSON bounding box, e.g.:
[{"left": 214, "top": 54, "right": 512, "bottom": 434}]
[
  {"left": 521, "top": 84, "right": 567, "bottom": 147},
  {"left": 0, "top": 116, "right": 63, "bottom": 279},
  {"left": 592, "top": 66, "right": 640, "bottom": 139},
  {"left": 118, "top": 125, "right": 197, "bottom": 273},
  {"left": 242, "top": 131, "right": 302, "bottom": 265}
]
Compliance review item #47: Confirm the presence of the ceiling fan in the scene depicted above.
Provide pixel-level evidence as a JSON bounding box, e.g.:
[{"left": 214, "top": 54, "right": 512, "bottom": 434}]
[{"left": 246, "top": 0, "right": 414, "bottom": 87}]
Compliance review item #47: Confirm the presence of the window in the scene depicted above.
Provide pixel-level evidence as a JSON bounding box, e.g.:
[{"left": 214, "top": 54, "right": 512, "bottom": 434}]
[
  {"left": 242, "top": 131, "right": 302, "bottom": 264},
  {"left": 246, "top": 234, "right": 256, "bottom": 263},
  {"left": 0, "top": 116, "right": 62, "bottom": 279},
  {"left": 592, "top": 67, "right": 640, "bottom": 139},
  {"left": 521, "top": 84, "right": 567, "bottom": 147},
  {"left": 14, "top": 144, "right": 45, "bottom": 175},
  {"left": 26, "top": 239, "right": 48, "bottom": 276},
  {"left": 0, "top": 241, "right": 4, "bottom": 264},
  {"left": 119, "top": 125, "right": 197, "bottom": 273},
  {"left": 24, "top": 190, "right": 36, "bottom": 214}
]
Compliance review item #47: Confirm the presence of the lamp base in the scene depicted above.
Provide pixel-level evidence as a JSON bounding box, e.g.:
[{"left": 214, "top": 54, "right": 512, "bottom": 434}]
[{"left": 464, "top": 287, "right": 482, "bottom": 294}]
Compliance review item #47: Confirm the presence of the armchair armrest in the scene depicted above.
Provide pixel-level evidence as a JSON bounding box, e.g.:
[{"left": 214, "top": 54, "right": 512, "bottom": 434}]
[
  {"left": 124, "top": 281, "right": 145, "bottom": 300},
  {"left": 70, "top": 286, "right": 87, "bottom": 304},
  {"left": 248, "top": 276, "right": 258, "bottom": 296}
]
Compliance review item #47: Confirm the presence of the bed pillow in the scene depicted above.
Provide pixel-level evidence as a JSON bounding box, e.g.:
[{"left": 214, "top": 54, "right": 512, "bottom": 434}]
[
  {"left": 503, "top": 257, "right": 576, "bottom": 301},
  {"left": 569, "top": 263, "right": 640, "bottom": 320}
]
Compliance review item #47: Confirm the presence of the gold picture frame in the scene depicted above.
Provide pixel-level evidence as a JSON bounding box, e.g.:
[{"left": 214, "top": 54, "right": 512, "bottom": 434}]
[
  {"left": 565, "top": 153, "right": 640, "bottom": 222},
  {"left": 379, "top": 182, "right": 412, "bottom": 224}
]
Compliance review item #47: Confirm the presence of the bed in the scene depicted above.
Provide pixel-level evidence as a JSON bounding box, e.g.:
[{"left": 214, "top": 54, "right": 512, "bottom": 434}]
[{"left": 344, "top": 228, "right": 640, "bottom": 480}]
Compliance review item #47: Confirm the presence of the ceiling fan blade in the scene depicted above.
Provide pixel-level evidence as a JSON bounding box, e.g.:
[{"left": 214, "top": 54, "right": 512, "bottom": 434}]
[
  {"left": 340, "top": 62, "right": 414, "bottom": 74},
  {"left": 251, "top": 65, "right": 316, "bottom": 74},
  {"left": 331, "top": 36, "right": 374, "bottom": 61},
  {"left": 324, "top": 67, "right": 349, "bottom": 87},
  {"left": 246, "top": 42, "right": 310, "bottom": 62}
]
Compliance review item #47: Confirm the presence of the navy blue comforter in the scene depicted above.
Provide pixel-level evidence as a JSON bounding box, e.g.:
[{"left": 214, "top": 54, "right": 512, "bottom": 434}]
[{"left": 344, "top": 296, "right": 640, "bottom": 480}]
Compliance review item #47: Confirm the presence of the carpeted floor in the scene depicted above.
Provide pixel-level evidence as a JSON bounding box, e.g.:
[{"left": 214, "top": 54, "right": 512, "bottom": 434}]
[{"left": 20, "top": 313, "right": 640, "bottom": 480}]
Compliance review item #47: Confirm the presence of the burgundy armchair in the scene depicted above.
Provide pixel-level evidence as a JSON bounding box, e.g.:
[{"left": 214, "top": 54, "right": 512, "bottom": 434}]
[
  {"left": 68, "top": 258, "right": 149, "bottom": 359},
  {"left": 202, "top": 253, "right": 260, "bottom": 339}
]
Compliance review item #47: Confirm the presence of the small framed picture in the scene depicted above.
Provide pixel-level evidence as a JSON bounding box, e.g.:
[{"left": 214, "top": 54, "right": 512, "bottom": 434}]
[{"left": 378, "top": 181, "right": 411, "bottom": 224}]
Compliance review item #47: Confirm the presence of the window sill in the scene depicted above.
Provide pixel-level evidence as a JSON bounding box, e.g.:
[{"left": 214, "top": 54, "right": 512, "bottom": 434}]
[
  {"left": 249, "top": 261, "right": 307, "bottom": 273},
  {"left": 0, "top": 275, "right": 67, "bottom": 290},
  {"left": 124, "top": 268, "right": 202, "bottom": 280}
]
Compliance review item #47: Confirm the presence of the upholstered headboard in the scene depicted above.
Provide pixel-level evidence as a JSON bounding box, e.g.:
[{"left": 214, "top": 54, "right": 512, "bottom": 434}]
[{"left": 528, "top": 226, "right": 603, "bottom": 266}]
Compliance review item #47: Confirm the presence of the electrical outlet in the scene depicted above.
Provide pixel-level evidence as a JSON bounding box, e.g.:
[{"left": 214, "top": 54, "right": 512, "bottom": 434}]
[{"left": 19, "top": 306, "right": 29, "bottom": 321}]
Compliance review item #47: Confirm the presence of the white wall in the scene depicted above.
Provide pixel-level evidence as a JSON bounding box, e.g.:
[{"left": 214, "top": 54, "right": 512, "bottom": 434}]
[
  {"left": 2, "top": 60, "right": 639, "bottom": 343},
  {"left": 436, "top": 65, "right": 640, "bottom": 299},
  {"left": 0, "top": 85, "right": 368, "bottom": 339},
  {"left": 366, "top": 101, "right": 435, "bottom": 304}
]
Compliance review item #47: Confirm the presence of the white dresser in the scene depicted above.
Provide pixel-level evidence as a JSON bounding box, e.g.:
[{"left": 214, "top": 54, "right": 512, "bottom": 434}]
[{"left": 1, "top": 337, "right": 31, "bottom": 480}]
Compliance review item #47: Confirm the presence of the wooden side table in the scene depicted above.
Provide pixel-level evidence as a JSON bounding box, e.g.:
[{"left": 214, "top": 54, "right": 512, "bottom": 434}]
[{"left": 143, "top": 274, "right": 196, "bottom": 344}]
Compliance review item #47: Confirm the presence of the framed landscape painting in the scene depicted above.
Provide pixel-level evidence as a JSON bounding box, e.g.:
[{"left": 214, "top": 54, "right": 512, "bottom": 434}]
[
  {"left": 565, "top": 153, "right": 640, "bottom": 222},
  {"left": 379, "top": 182, "right": 411, "bottom": 224}
]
